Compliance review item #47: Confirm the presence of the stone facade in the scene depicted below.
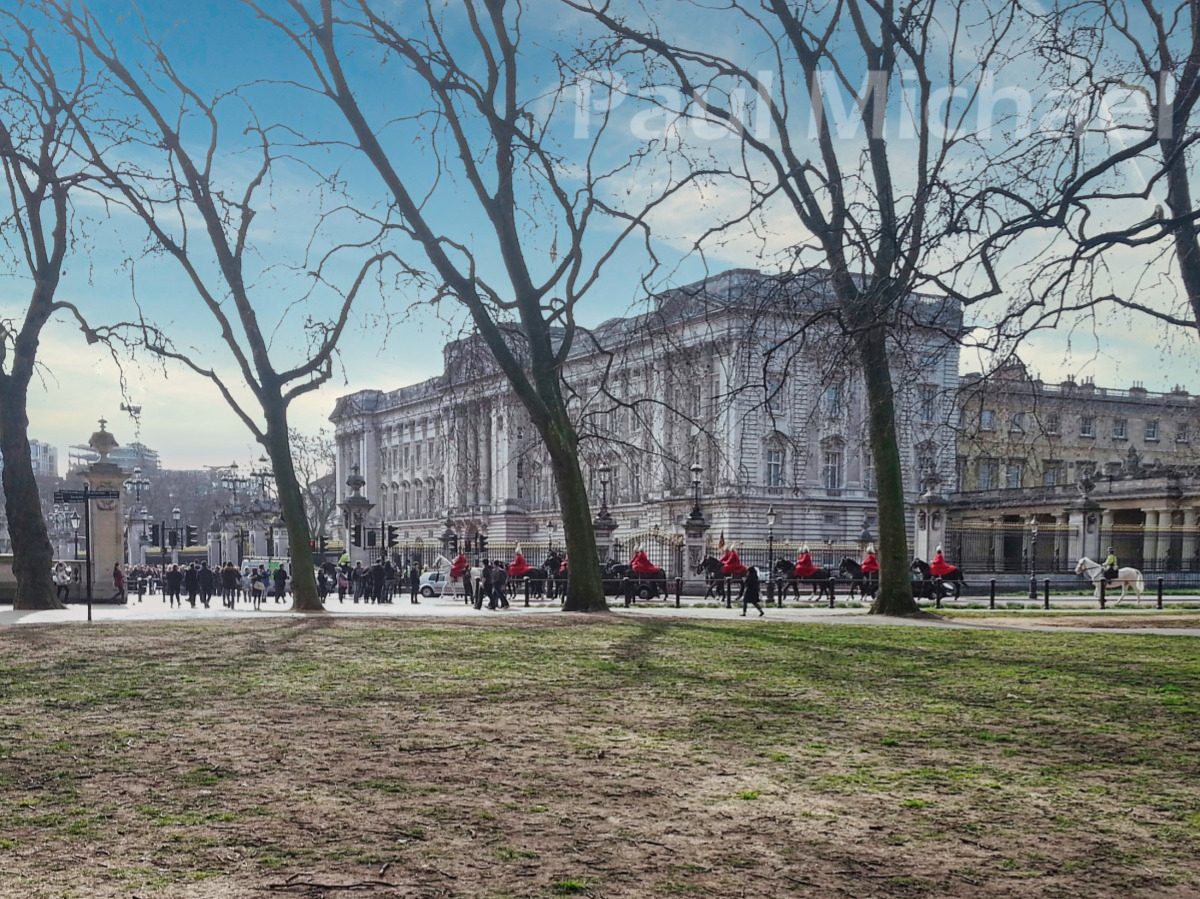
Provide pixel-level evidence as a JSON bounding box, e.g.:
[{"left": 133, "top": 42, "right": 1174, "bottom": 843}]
[{"left": 330, "top": 269, "right": 962, "bottom": 555}]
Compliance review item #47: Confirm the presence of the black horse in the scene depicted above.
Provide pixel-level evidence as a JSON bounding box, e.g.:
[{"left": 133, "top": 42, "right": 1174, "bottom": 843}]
[
  {"left": 772, "top": 559, "right": 835, "bottom": 601},
  {"left": 838, "top": 557, "right": 878, "bottom": 599},
  {"left": 606, "top": 558, "right": 666, "bottom": 600},
  {"left": 696, "top": 556, "right": 744, "bottom": 600},
  {"left": 910, "top": 557, "right": 965, "bottom": 600}
]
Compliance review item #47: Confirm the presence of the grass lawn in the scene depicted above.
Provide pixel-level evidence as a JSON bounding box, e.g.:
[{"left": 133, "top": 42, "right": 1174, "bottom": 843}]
[{"left": 0, "top": 616, "right": 1197, "bottom": 897}]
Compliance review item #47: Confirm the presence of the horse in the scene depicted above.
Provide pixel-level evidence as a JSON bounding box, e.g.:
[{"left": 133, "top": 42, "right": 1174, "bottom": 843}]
[
  {"left": 605, "top": 558, "right": 666, "bottom": 600},
  {"left": 771, "top": 558, "right": 835, "bottom": 601},
  {"left": 433, "top": 554, "right": 482, "bottom": 602},
  {"left": 697, "top": 556, "right": 745, "bottom": 600},
  {"left": 910, "top": 558, "right": 966, "bottom": 600},
  {"left": 1075, "top": 556, "right": 1145, "bottom": 605},
  {"left": 838, "top": 557, "right": 878, "bottom": 599}
]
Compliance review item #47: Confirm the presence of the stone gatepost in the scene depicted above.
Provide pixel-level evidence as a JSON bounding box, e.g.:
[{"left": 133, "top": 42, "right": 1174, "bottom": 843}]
[
  {"left": 913, "top": 471, "right": 949, "bottom": 564},
  {"left": 593, "top": 512, "right": 617, "bottom": 563},
  {"left": 1068, "top": 478, "right": 1102, "bottom": 565},
  {"left": 77, "top": 419, "right": 127, "bottom": 603}
]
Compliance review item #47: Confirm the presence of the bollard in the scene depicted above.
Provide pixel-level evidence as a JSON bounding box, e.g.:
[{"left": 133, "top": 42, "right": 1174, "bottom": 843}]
[
  {"left": 524, "top": 577, "right": 530, "bottom": 607},
  {"left": 1099, "top": 577, "right": 1106, "bottom": 610},
  {"left": 1158, "top": 576, "right": 1164, "bottom": 610},
  {"left": 1044, "top": 578, "right": 1051, "bottom": 610},
  {"left": 766, "top": 577, "right": 774, "bottom": 609},
  {"left": 934, "top": 582, "right": 941, "bottom": 609},
  {"left": 623, "top": 577, "right": 633, "bottom": 607},
  {"left": 674, "top": 577, "right": 682, "bottom": 609},
  {"left": 725, "top": 577, "right": 732, "bottom": 609},
  {"left": 1029, "top": 575, "right": 1037, "bottom": 602},
  {"left": 828, "top": 579, "right": 835, "bottom": 610},
  {"left": 989, "top": 578, "right": 996, "bottom": 610},
  {"left": 777, "top": 578, "right": 785, "bottom": 609}
]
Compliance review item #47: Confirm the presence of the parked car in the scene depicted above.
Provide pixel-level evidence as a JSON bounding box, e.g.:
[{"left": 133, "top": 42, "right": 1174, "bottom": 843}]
[{"left": 419, "top": 571, "right": 449, "bottom": 597}]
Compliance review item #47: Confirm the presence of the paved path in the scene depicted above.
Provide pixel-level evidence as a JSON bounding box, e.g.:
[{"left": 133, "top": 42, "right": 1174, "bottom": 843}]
[{"left": 3, "top": 593, "right": 1200, "bottom": 636}]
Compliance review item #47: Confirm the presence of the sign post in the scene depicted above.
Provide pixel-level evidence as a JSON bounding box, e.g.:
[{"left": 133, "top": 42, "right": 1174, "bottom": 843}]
[{"left": 54, "top": 487, "right": 121, "bottom": 621}]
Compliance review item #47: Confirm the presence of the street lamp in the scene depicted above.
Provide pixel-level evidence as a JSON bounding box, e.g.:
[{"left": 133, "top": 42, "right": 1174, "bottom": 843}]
[
  {"left": 69, "top": 509, "right": 81, "bottom": 558},
  {"left": 597, "top": 463, "right": 612, "bottom": 520},
  {"left": 766, "top": 504, "right": 776, "bottom": 567},
  {"left": 251, "top": 455, "right": 274, "bottom": 499},
  {"left": 688, "top": 462, "right": 704, "bottom": 521},
  {"left": 221, "top": 462, "right": 250, "bottom": 506},
  {"left": 124, "top": 465, "right": 150, "bottom": 503},
  {"left": 172, "top": 506, "right": 182, "bottom": 565},
  {"left": 1028, "top": 514, "right": 1039, "bottom": 600}
]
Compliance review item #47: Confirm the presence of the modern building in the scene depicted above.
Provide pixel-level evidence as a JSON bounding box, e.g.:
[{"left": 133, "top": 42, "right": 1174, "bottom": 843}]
[
  {"left": 330, "top": 269, "right": 963, "bottom": 563},
  {"left": 0, "top": 438, "right": 59, "bottom": 477}
]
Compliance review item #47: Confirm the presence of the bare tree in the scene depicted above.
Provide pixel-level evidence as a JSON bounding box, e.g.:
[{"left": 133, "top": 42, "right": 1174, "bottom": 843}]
[
  {"left": 570, "top": 0, "right": 1021, "bottom": 613},
  {"left": 46, "top": 1, "right": 392, "bottom": 611},
  {"left": 0, "top": 9, "right": 125, "bottom": 609},
  {"left": 289, "top": 427, "right": 336, "bottom": 542},
  {"left": 249, "top": 0, "right": 701, "bottom": 611},
  {"left": 984, "top": 2, "right": 1200, "bottom": 342}
]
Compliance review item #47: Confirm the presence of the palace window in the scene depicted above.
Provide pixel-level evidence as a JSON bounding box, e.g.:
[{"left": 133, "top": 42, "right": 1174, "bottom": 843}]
[
  {"left": 1145, "top": 420, "right": 1159, "bottom": 442},
  {"left": 765, "top": 446, "right": 785, "bottom": 487},
  {"left": 980, "top": 409, "right": 995, "bottom": 431},
  {"left": 765, "top": 377, "right": 784, "bottom": 413},
  {"left": 1005, "top": 462, "right": 1023, "bottom": 489},
  {"left": 1113, "top": 418, "right": 1127, "bottom": 440},
  {"left": 822, "top": 383, "right": 843, "bottom": 417},
  {"left": 1080, "top": 416, "right": 1095, "bottom": 438},
  {"left": 1043, "top": 462, "right": 1061, "bottom": 487},
  {"left": 1009, "top": 412, "right": 1025, "bottom": 433},
  {"left": 1177, "top": 425, "right": 1190, "bottom": 444},
  {"left": 1045, "top": 412, "right": 1060, "bottom": 435},
  {"left": 822, "top": 450, "right": 843, "bottom": 491},
  {"left": 978, "top": 458, "right": 999, "bottom": 490}
]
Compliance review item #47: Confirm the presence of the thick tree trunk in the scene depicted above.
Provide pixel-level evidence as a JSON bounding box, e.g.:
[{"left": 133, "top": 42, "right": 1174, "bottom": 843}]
[
  {"left": 0, "top": 375, "right": 61, "bottom": 610},
  {"left": 542, "top": 412, "right": 606, "bottom": 612},
  {"left": 262, "top": 397, "right": 321, "bottom": 612},
  {"left": 853, "top": 324, "right": 919, "bottom": 616}
]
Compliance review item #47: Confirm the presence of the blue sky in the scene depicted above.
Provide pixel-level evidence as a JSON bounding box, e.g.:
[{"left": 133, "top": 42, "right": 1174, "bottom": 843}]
[{"left": 14, "top": 0, "right": 1200, "bottom": 475}]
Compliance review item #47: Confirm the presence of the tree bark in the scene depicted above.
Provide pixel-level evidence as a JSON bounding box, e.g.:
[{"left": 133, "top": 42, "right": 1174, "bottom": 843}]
[
  {"left": 853, "top": 323, "right": 918, "bottom": 616},
  {"left": 262, "top": 395, "right": 321, "bottom": 612},
  {"left": 542, "top": 410, "right": 606, "bottom": 611},
  {"left": 0, "top": 374, "right": 61, "bottom": 610}
]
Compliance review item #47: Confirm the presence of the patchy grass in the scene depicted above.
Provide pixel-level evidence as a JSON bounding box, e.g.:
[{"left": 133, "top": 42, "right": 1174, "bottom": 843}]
[{"left": 0, "top": 617, "right": 1197, "bottom": 897}]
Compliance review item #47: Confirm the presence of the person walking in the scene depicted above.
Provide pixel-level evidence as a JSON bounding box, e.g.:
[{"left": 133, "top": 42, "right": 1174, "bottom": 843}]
[
  {"left": 408, "top": 559, "right": 421, "bottom": 604},
  {"left": 183, "top": 563, "right": 199, "bottom": 608},
  {"left": 221, "top": 562, "right": 238, "bottom": 607},
  {"left": 741, "top": 564, "right": 764, "bottom": 616},
  {"left": 273, "top": 564, "right": 288, "bottom": 603},
  {"left": 477, "top": 560, "right": 492, "bottom": 610},
  {"left": 53, "top": 562, "right": 72, "bottom": 603},
  {"left": 198, "top": 562, "right": 214, "bottom": 608},
  {"left": 165, "top": 564, "right": 183, "bottom": 607},
  {"left": 111, "top": 563, "right": 127, "bottom": 603}
]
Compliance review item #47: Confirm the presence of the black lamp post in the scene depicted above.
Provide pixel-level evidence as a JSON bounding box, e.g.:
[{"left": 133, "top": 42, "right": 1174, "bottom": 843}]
[
  {"left": 1028, "top": 515, "right": 1039, "bottom": 600},
  {"left": 688, "top": 463, "right": 704, "bottom": 521},
  {"left": 597, "top": 463, "right": 612, "bottom": 520},
  {"left": 766, "top": 504, "right": 776, "bottom": 568},
  {"left": 251, "top": 455, "right": 274, "bottom": 499},
  {"left": 70, "top": 509, "right": 81, "bottom": 558}
]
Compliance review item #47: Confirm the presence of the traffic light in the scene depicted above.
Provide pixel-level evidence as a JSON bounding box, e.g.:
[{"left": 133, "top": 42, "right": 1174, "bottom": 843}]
[
  {"left": 168, "top": 528, "right": 178, "bottom": 548},
  {"left": 351, "top": 524, "right": 362, "bottom": 547},
  {"left": 318, "top": 535, "right": 327, "bottom": 554},
  {"left": 477, "top": 534, "right": 487, "bottom": 554},
  {"left": 387, "top": 524, "right": 399, "bottom": 549},
  {"left": 149, "top": 523, "right": 161, "bottom": 547},
  {"left": 464, "top": 537, "right": 473, "bottom": 553},
  {"left": 185, "top": 525, "right": 199, "bottom": 546},
  {"left": 367, "top": 529, "right": 377, "bottom": 548}
]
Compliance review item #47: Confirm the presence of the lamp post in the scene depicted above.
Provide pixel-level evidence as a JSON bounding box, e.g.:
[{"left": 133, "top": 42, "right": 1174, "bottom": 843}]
[
  {"left": 221, "top": 462, "right": 250, "bottom": 507},
  {"left": 251, "top": 455, "right": 274, "bottom": 499},
  {"left": 172, "top": 506, "right": 181, "bottom": 566},
  {"left": 766, "top": 504, "right": 776, "bottom": 568},
  {"left": 1028, "top": 515, "right": 1039, "bottom": 600},
  {"left": 688, "top": 462, "right": 704, "bottom": 522},
  {"left": 597, "top": 463, "right": 612, "bottom": 520},
  {"left": 70, "top": 509, "right": 81, "bottom": 559}
]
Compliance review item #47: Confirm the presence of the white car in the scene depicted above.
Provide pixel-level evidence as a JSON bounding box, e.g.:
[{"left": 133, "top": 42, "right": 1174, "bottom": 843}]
[{"left": 418, "top": 571, "right": 450, "bottom": 597}]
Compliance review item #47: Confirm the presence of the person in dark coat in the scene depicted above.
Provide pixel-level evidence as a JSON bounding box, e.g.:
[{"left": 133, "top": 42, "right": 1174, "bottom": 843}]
[
  {"left": 273, "top": 564, "right": 288, "bottom": 603},
  {"left": 198, "top": 562, "right": 214, "bottom": 608},
  {"left": 165, "top": 564, "right": 184, "bottom": 608},
  {"left": 183, "top": 563, "right": 199, "bottom": 607},
  {"left": 741, "top": 565, "right": 764, "bottom": 617},
  {"left": 369, "top": 558, "right": 386, "bottom": 603},
  {"left": 221, "top": 562, "right": 239, "bottom": 607}
]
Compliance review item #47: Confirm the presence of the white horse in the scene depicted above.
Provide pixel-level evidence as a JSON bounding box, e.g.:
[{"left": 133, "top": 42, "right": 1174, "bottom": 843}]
[
  {"left": 432, "top": 554, "right": 482, "bottom": 599},
  {"left": 1074, "top": 556, "right": 1145, "bottom": 605}
]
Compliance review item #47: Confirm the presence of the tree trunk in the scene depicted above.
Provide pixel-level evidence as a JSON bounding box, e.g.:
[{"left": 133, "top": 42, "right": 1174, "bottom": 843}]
[
  {"left": 0, "top": 375, "right": 61, "bottom": 610},
  {"left": 854, "top": 323, "right": 919, "bottom": 616},
  {"left": 262, "top": 397, "right": 321, "bottom": 612},
  {"left": 542, "top": 412, "right": 607, "bottom": 612}
]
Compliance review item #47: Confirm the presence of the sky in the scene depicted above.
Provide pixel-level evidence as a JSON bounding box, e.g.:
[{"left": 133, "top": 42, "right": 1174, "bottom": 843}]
[{"left": 10, "top": 0, "right": 1200, "bottom": 476}]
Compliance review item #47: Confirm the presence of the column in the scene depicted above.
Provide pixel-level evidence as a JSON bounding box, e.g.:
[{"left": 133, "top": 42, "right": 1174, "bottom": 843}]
[
  {"left": 1143, "top": 509, "right": 1160, "bottom": 572},
  {"left": 1183, "top": 508, "right": 1200, "bottom": 572}
]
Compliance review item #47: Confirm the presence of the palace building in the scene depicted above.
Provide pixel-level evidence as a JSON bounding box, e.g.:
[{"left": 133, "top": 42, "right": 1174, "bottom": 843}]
[{"left": 330, "top": 269, "right": 962, "bottom": 558}]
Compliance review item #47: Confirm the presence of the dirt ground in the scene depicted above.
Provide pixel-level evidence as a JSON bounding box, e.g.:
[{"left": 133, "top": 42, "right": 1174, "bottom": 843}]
[{"left": 1, "top": 615, "right": 1198, "bottom": 898}]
